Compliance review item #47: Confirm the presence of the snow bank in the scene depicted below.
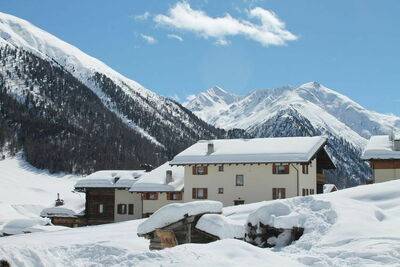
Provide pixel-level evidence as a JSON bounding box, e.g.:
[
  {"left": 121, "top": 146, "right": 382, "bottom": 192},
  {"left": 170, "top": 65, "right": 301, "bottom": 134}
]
[
  {"left": 196, "top": 214, "right": 245, "bottom": 239},
  {"left": 138, "top": 201, "right": 223, "bottom": 235},
  {"left": 1, "top": 218, "right": 50, "bottom": 236}
]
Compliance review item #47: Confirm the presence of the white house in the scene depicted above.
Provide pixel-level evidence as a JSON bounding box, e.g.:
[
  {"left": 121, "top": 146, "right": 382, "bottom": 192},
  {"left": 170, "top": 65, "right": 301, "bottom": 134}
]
[
  {"left": 362, "top": 133, "right": 400, "bottom": 183},
  {"left": 74, "top": 170, "right": 145, "bottom": 224},
  {"left": 130, "top": 162, "right": 184, "bottom": 217},
  {"left": 170, "top": 136, "right": 335, "bottom": 207}
]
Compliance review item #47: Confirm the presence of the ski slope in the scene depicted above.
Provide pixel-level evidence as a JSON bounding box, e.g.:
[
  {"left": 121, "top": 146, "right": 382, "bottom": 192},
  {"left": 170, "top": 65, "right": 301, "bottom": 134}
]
[
  {"left": 0, "top": 155, "right": 85, "bottom": 234},
  {"left": 1, "top": 179, "right": 400, "bottom": 266}
]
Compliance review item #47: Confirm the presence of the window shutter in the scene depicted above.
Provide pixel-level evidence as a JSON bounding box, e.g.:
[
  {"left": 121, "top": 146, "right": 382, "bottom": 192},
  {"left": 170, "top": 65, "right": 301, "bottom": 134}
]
[
  {"left": 302, "top": 188, "right": 305, "bottom": 196},
  {"left": 273, "top": 188, "right": 277, "bottom": 199},
  {"left": 282, "top": 188, "right": 286, "bottom": 198},
  {"left": 204, "top": 188, "right": 208, "bottom": 199},
  {"left": 117, "top": 204, "right": 122, "bottom": 214},
  {"left": 192, "top": 188, "right": 196, "bottom": 199},
  {"left": 272, "top": 164, "right": 277, "bottom": 174},
  {"left": 128, "top": 204, "right": 134, "bottom": 215},
  {"left": 192, "top": 166, "right": 196, "bottom": 175},
  {"left": 204, "top": 166, "right": 208, "bottom": 175},
  {"left": 284, "top": 165, "right": 289, "bottom": 174}
]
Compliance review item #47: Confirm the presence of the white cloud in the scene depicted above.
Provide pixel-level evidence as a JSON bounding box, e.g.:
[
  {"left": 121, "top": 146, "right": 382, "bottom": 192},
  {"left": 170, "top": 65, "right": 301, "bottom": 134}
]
[
  {"left": 214, "top": 39, "right": 230, "bottom": 46},
  {"left": 141, "top": 34, "right": 157, "bottom": 44},
  {"left": 154, "top": 2, "right": 297, "bottom": 47},
  {"left": 134, "top": 12, "right": 151, "bottom": 21},
  {"left": 167, "top": 34, "right": 184, "bottom": 42}
]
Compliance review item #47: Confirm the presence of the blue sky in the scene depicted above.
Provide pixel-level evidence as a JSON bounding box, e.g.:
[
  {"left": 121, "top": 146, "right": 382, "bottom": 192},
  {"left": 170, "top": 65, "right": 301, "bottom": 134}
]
[{"left": 1, "top": 0, "right": 400, "bottom": 115}]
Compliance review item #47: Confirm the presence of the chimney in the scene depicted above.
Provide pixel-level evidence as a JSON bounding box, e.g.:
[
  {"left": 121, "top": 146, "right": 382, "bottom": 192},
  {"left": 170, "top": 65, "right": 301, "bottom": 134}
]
[
  {"left": 166, "top": 170, "right": 173, "bottom": 184},
  {"left": 207, "top": 142, "right": 214, "bottom": 155}
]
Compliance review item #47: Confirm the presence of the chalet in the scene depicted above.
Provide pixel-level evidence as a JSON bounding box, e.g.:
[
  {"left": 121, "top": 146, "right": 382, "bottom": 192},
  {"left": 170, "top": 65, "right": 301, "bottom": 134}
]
[
  {"left": 40, "top": 207, "right": 85, "bottom": 227},
  {"left": 74, "top": 170, "right": 145, "bottom": 225},
  {"left": 130, "top": 162, "right": 184, "bottom": 217},
  {"left": 362, "top": 133, "right": 400, "bottom": 183},
  {"left": 170, "top": 136, "right": 335, "bottom": 207}
]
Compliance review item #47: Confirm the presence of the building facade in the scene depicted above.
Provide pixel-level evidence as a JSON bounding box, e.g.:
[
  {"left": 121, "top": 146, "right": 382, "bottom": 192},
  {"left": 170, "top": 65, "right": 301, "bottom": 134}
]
[
  {"left": 130, "top": 162, "right": 184, "bottom": 217},
  {"left": 362, "top": 134, "right": 400, "bottom": 183},
  {"left": 171, "top": 136, "right": 335, "bottom": 207}
]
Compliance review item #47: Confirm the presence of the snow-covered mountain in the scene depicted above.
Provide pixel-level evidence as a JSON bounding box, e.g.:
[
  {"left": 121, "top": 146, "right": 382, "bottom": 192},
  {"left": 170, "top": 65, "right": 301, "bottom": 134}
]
[
  {"left": 185, "top": 82, "right": 400, "bottom": 187},
  {"left": 0, "top": 12, "right": 243, "bottom": 173}
]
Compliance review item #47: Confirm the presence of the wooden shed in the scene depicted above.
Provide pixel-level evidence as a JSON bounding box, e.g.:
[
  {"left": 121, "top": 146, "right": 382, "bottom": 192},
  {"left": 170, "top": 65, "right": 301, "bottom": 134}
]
[{"left": 139, "top": 213, "right": 220, "bottom": 250}]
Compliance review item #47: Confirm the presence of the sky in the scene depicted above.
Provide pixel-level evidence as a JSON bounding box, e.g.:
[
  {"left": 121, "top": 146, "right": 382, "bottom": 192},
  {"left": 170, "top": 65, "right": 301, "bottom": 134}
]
[{"left": 1, "top": 0, "right": 400, "bottom": 115}]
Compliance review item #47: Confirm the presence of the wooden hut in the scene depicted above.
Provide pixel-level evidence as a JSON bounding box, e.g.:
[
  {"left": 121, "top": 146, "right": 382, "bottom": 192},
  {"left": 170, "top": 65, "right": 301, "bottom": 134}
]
[{"left": 138, "top": 212, "right": 220, "bottom": 250}]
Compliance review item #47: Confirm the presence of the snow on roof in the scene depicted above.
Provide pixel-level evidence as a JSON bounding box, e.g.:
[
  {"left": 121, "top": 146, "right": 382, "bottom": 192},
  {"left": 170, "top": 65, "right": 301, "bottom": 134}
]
[
  {"left": 137, "top": 201, "right": 223, "bottom": 235},
  {"left": 130, "top": 162, "right": 184, "bottom": 192},
  {"left": 323, "top": 184, "right": 337, "bottom": 194},
  {"left": 170, "top": 136, "right": 327, "bottom": 165},
  {"left": 362, "top": 135, "right": 400, "bottom": 160},
  {"left": 74, "top": 170, "right": 145, "bottom": 189},
  {"left": 196, "top": 213, "right": 245, "bottom": 239},
  {"left": 40, "top": 207, "right": 77, "bottom": 218}
]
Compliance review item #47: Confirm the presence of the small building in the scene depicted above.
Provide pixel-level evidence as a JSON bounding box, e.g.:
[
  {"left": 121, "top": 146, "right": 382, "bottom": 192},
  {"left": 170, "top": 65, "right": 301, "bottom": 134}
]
[
  {"left": 40, "top": 207, "right": 86, "bottom": 227},
  {"left": 130, "top": 162, "right": 184, "bottom": 217},
  {"left": 362, "top": 133, "right": 400, "bottom": 183},
  {"left": 170, "top": 136, "right": 335, "bottom": 207},
  {"left": 74, "top": 170, "right": 145, "bottom": 225}
]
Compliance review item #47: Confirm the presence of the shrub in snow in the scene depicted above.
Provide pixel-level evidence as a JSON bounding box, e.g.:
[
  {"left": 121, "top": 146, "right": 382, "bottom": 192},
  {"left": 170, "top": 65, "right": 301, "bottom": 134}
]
[{"left": 137, "top": 201, "right": 223, "bottom": 235}]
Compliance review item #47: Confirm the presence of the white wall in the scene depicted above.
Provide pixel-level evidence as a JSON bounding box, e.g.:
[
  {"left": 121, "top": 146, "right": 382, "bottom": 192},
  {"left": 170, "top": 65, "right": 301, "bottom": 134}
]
[
  {"left": 114, "top": 190, "right": 142, "bottom": 222},
  {"left": 184, "top": 160, "right": 317, "bottom": 207},
  {"left": 142, "top": 192, "right": 183, "bottom": 215},
  {"left": 374, "top": 169, "right": 400, "bottom": 183}
]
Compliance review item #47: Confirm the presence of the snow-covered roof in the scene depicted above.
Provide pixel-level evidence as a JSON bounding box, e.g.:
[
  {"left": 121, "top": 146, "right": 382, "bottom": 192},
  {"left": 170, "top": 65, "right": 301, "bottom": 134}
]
[
  {"left": 130, "top": 162, "right": 184, "bottom": 192},
  {"left": 74, "top": 170, "right": 145, "bottom": 189},
  {"left": 362, "top": 135, "right": 400, "bottom": 160},
  {"left": 170, "top": 136, "right": 328, "bottom": 165},
  {"left": 323, "top": 184, "right": 338, "bottom": 194},
  {"left": 40, "top": 207, "right": 78, "bottom": 218},
  {"left": 137, "top": 201, "right": 223, "bottom": 235}
]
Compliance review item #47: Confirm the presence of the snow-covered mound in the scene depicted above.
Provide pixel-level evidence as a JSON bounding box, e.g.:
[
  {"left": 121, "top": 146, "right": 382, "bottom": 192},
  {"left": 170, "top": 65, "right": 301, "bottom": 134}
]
[
  {"left": 1, "top": 180, "right": 400, "bottom": 266},
  {"left": 0, "top": 155, "right": 85, "bottom": 234},
  {"left": 137, "top": 201, "right": 222, "bottom": 235}
]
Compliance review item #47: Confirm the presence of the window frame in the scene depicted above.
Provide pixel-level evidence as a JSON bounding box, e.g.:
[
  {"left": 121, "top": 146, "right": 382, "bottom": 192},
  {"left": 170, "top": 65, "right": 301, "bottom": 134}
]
[
  {"left": 128, "top": 204, "right": 134, "bottom": 215},
  {"left": 192, "top": 188, "right": 208, "bottom": 199},
  {"left": 273, "top": 164, "right": 290, "bottom": 174},
  {"left": 218, "top": 165, "right": 224, "bottom": 172},
  {"left": 234, "top": 200, "right": 245, "bottom": 206},
  {"left": 302, "top": 164, "right": 309, "bottom": 174},
  {"left": 98, "top": 204, "right": 104, "bottom": 214},
  {"left": 192, "top": 165, "right": 208, "bottom": 175},
  {"left": 117, "top": 204, "right": 127, "bottom": 215},
  {"left": 218, "top": 187, "right": 224, "bottom": 194},
  {"left": 143, "top": 192, "right": 159, "bottom": 200},
  {"left": 272, "top": 188, "right": 286, "bottom": 199},
  {"left": 235, "top": 174, "right": 244, "bottom": 186},
  {"left": 167, "top": 192, "right": 183, "bottom": 201}
]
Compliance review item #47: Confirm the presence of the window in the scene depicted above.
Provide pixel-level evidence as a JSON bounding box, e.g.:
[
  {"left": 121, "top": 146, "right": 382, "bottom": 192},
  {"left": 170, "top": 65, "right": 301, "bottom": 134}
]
[
  {"left": 167, "top": 192, "right": 183, "bottom": 200},
  {"left": 236, "top": 175, "right": 244, "bottom": 186},
  {"left": 128, "top": 204, "right": 134, "bottom": 215},
  {"left": 273, "top": 164, "right": 290, "bottom": 174},
  {"left": 218, "top": 165, "right": 224, "bottom": 172},
  {"left": 310, "top": 189, "right": 315, "bottom": 195},
  {"left": 98, "top": 204, "right": 104, "bottom": 214},
  {"left": 302, "top": 188, "right": 309, "bottom": 196},
  {"left": 234, "top": 200, "right": 245, "bottom": 206},
  {"left": 272, "top": 188, "right": 286, "bottom": 199},
  {"left": 117, "top": 204, "right": 127, "bottom": 214},
  {"left": 192, "top": 188, "right": 208, "bottom": 199},
  {"left": 218, "top": 187, "right": 224, "bottom": 194},
  {"left": 192, "top": 166, "right": 208, "bottom": 175},
  {"left": 142, "top": 192, "right": 158, "bottom": 200},
  {"left": 302, "top": 164, "right": 309, "bottom": 174}
]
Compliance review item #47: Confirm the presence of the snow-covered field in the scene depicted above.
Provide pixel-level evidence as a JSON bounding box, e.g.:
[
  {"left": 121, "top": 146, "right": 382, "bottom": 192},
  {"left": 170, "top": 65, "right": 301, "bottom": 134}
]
[
  {"left": 1, "top": 178, "right": 400, "bottom": 266},
  {"left": 0, "top": 155, "right": 85, "bottom": 234}
]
